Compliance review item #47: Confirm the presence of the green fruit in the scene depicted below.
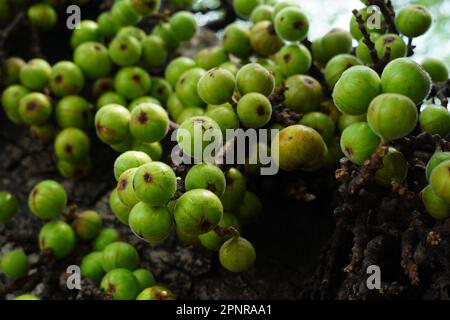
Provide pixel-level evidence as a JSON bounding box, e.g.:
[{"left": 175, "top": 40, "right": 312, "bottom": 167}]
[
  {"left": 195, "top": 47, "right": 228, "bottom": 70},
  {"left": 251, "top": 4, "right": 274, "bottom": 23},
  {"left": 20, "top": 59, "right": 51, "bottom": 91},
  {"left": 272, "top": 1, "right": 300, "bottom": 18},
  {"left": 149, "top": 78, "right": 172, "bottom": 105},
  {"left": 349, "top": 7, "right": 385, "bottom": 40},
  {"left": 340, "top": 122, "right": 380, "bottom": 165},
  {"left": 199, "top": 212, "right": 241, "bottom": 251},
  {"left": 204, "top": 105, "right": 240, "bottom": 134},
  {"left": 80, "top": 252, "right": 105, "bottom": 282},
  {"left": 355, "top": 33, "right": 381, "bottom": 64},
  {"left": 152, "top": 23, "right": 179, "bottom": 51},
  {"left": 176, "top": 68, "right": 206, "bottom": 107},
  {"left": 236, "top": 63, "right": 274, "bottom": 97},
  {"left": 71, "top": 20, "right": 102, "bottom": 49},
  {"left": 177, "top": 116, "right": 222, "bottom": 160},
  {"left": 165, "top": 57, "right": 196, "bottom": 88},
  {"left": 320, "top": 29, "right": 353, "bottom": 62},
  {"left": 299, "top": 112, "right": 335, "bottom": 143},
  {"left": 39, "top": 221, "right": 76, "bottom": 259},
  {"left": 114, "top": 67, "right": 152, "bottom": 100},
  {"left": 374, "top": 148, "right": 408, "bottom": 188},
  {"left": 197, "top": 68, "right": 236, "bottom": 106},
  {"left": 74, "top": 42, "right": 113, "bottom": 79},
  {"left": 367, "top": 93, "right": 418, "bottom": 141},
  {"left": 114, "top": 151, "right": 152, "bottom": 181},
  {"left": 117, "top": 168, "right": 140, "bottom": 207},
  {"left": 223, "top": 24, "right": 253, "bottom": 59},
  {"left": 237, "top": 93, "right": 272, "bottom": 128},
  {"left": 333, "top": 66, "right": 381, "bottom": 115},
  {"left": 101, "top": 269, "right": 140, "bottom": 300},
  {"left": 102, "top": 241, "right": 139, "bottom": 272},
  {"left": 276, "top": 44, "right": 311, "bottom": 77},
  {"left": 1, "top": 85, "right": 29, "bottom": 124},
  {"left": 133, "top": 162, "right": 177, "bottom": 206},
  {"left": 396, "top": 5, "right": 432, "bottom": 38},
  {"left": 274, "top": 7, "right": 309, "bottom": 42},
  {"left": 15, "top": 295, "right": 40, "bottom": 300},
  {"left": 420, "top": 105, "right": 450, "bottom": 137},
  {"left": 422, "top": 58, "right": 449, "bottom": 82},
  {"left": 73, "top": 210, "right": 102, "bottom": 241},
  {"left": 129, "top": 0, "right": 161, "bottom": 16},
  {"left": 28, "top": 3, "right": 57, "bottom": 30},
  {"left": 169, "top": 11, "right": 196, "bottom": 41},
  {"left": 174, "top": 189, "right": 223, "bottom": 235},
  {"left": 129, "top": 96, "right": 161, "bottom": 111},
  {"left": 97, "top": 92, "right": 127, "bottom": 109},
  {"left": 29, "top": 180, "right": 67, "bottom": 219},
  {"left": 272, "top": 124, "right": 327, "bottom": 171},
  {"left": 422, "top": 185, "right": 450, "bottom": 220},
  {"left": 132, "top": 141, "right": 163, "bottom": 161},
  {"left": 324, "top": 54, "right": 362, "bottom": 89},
  {"left": 129, "top": 103, "right": 169, "bottom": 143},
  {"left": 374, "top": 34, "right": 406, "bottom": 61},
  {"left": 311, "top": 37, "right": 327, "bottom": 65},
  {"left": 219, "top": 236, "right": 256, "bottom": 272},
  {"left": 97, "top": 12, "right": 119, "bottom": 38},
  {"left": 426, "top": 152, "right": 450, "bottom": 181},
  {"left": 338, "top": 114, "right": 366, "bottom": 133},
  {"left": 49, "top": 61, "right": 85, "bottom": 97},
  {"left": 110, "top": 0, "right": 141, "bottom": 27},
  {"left": 0, "top": 191, "right": 18, "bottom": 223},
  {"left": 129, "top": 202, "right": 173, "bottom": 242},
  {"left": 95, "top": 104, "right": 131, "bottom": 145},
  {"left": 250, "top": 21, "right": 283, "bottom": 56},
  {"left": 57, "top": 157, "right": 92, "bottom": 180},
  {"left": 233, "top": 0, "right": 262, "bottom": 19},
  {"left": 430, "top": 160, "right": 450, "bottom": 203},
  {"left": 381, "top": 58, "right": 432, "bottom": 105},
  {"left": 0, "top": 249, "right": 29, "bottom": 279},
  {"left": 54, "top": 128, "right": 90, "bottom": 162},
  {"left": 176, "top": 107, "right": 205, "bottom": 124},
  {"left": 185, "top": 163, "right": 226, "bottom": 196},
  {"left": 109, "top": 35, "right": 142, "bottom": 67},
  {"left": 136, "top": 285, "right": 175, "bottom": 300},
  {"left": 284, "top": 75, "right": 323, "bottom": 113},
  {"left": 109, "top": 188, "right": 132, "bottom": 224},
  {"left": 236, "top": 191, "right": 262, "bottom": 225},
  {"left": 133, "top": 269, "right": 155, "bottom": 292},
  {"left": 93, "top": 228, "right": 120, "bottom": 251},
  {"left": 220, "top": 168, "right": 247, "bottom": 211},
  {"left": 3, "top": 57, "right": 26, "bottom": 86},
  {"left": 30, "top": 122, "right": 56, "bottom": 144},
  {"left": 142, "top": 35, "right": 168, "bottom": 68},
  {"left": 117, "top": 26, "right": 147, "bottom": 42},
  {"left": 18, "top": 92, "right": 52, "bottom": 126},
  {"left": 55, "top": 96, "right": 93, "bottom": 129}
]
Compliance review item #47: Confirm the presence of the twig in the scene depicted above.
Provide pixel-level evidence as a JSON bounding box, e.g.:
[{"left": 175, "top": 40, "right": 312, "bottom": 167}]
[{"left": 352, "top": 9, "right": 379, "bottom": 64}]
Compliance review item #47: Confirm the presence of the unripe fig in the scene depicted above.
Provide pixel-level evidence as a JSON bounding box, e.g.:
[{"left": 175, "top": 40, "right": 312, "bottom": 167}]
[
  {"left": 396, "top": 5, "right": 432, "bottom": 38},
  {"left": 169, "top": 11, "right": 197, "bottom": 41},
  {"left": 299, "top": 112, "right": 336, "bottom": 144},
  {"left": 142, "top": 35, "right": 168, "bottom": 68},
  {"left": 93, "top": 228, "right": 120, "bottom": 252},
  {"left": 152, "top": 23, "right": 180, "bottom": 51},
  {"left": 374, "top": 148, "right": 408, "bottom": 188},
  {"left": 174, "top": 189, "right": 223, "bottom": 235},
  {"left": 185, "top": 163, "right": 226, "bottom": 196},
  {"left": 276, "top": 44, "right": 312, "bottom": 77},
  {"left": 165, "top": 57, "right": 196, "bottom": 88},
  {"left": 198, "top": 68, "right": 236, "bottom": 105},
  {"left": 419, "top": 105, "right": 450, "bottom": 137},
  {"left": 421, "top": 58, "right": 449, "bottom": 82},
  {"left": 274, "top": 7, "right": 309, "bottom": 42},
  {"left": 73, "top": 210, "right": 102, "bottom": 241},
  {"left": 114, "top": 67, "right": 152, "bottom": 100},
  {"left": 109, "top": 35, "right": 142, "bottom": 67},
  {"left": 233, "top": 0, "right": 262, "bottom": 19},
  {"left": 422, "top": 185, "right": 450, "bottom": 220},
  {"left": 54, "top": 128, "right": 91, "bottom": 162},
  {"left": 133, "top": 269, "right": 155, "bottom": 292},
  {"left": 74, "top": 42, "right": 112, "bottom": 79},
  {"left": 324, "top": 54, "right": 362, "bottom": 89},
  {"left": 381, "top": 58, "right": 431, "bottom": 105},
  {"left": 374, "top": 34, "right": 407, "bottom": 61},
  {"left": 332, "top": 66, "right": 381, "bottom": 115},
  {"left": 0, "top": 249, "right": 29, "bottom": 279},
  {"left": 133, "top": 162, "right": 177, "bottom": 206},
  {"left": 1, "top": 85, "right": 29, "bottom": 124},
  {"left": 129, "top": 202, "right": 173, "bottom": 242},
  {"left": 176, "top": 68, "right": 207, "bottom": 107},
  {"left": 129, "top": 103, "right": 169, "bottom": 143},
  {"left": 29, "top": 180, "right": 67, "bottom": 219},
  {"left": 95, "top": 104, "right": 131, "bottom": 145},
  {"left": 236, "top": 63, "right": 274, "bottom": 97},
  {"left": 114, "top": 151, "right": 152, "bottom": 181},
  {"left": 109, "top": 188, "right": 131, "bottom": 225},
  {"left": 237, "top": 93, "right": 272, "bottom": 128},
  {"left": 338, "top": 114, "right": 366, "bottom": 133},
  {"left": 284, "top": 75, "right": 322, "bottom": 113},
  {"left": 367, "top": 93, "right": 418, "bottom": 142},
  {"left": 136, "top": 285, "right": 175, "bottom": 300},
  {"left": 101, "top": 269, "right": 140, "bottom": 300},
  {"left": 18, "top": 92, "right": 52, "bottom": 125},
  {"left": 39, "top": 221, "right": 76, "bottom": 259},
  {"left": 219, "top": 236, "right": 256, "bottom": 273},
  {"left": 349, "top": 7, "right": 385, "bottom": 40},
  {"left": 426, "top": 152, "right": 450, "bottom": 180},
  {"left": 80, "top": 252, "right": 105, "bottom": 282},
  {"left": 117, "top": 168, "right": 139, "bottom": 208},
  {"left": 71, "top": 20, "right": 102, "bottom": 49},
  {"left": 340, "top": 122, "right": 380, "bottom": 165},
  {"left": 223, "top": 24, "right": 253, "bottom": 59},
  {"left": 430, "top": 160, "right": 450, "bottom": 204},
  {"left": 195, "top": 47, "right": 228, "bottom": 70},
  {"left": 320, "top": 28, "right": 353, "bottom": 62},
  {"left": 55, "top": 96, "right": 93, "bottom": 130},
  {"left": 50, "top": 61, "right": 85, "bottom": 97},
  {"left": 249, "top": 21, "right": 283, "bottom": 56},
  {"left": 271, "top": 124, "right": 328, "bottom": 171},
  {"left": 102, "top": 241, "right": 139, "bottom": 272}
]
